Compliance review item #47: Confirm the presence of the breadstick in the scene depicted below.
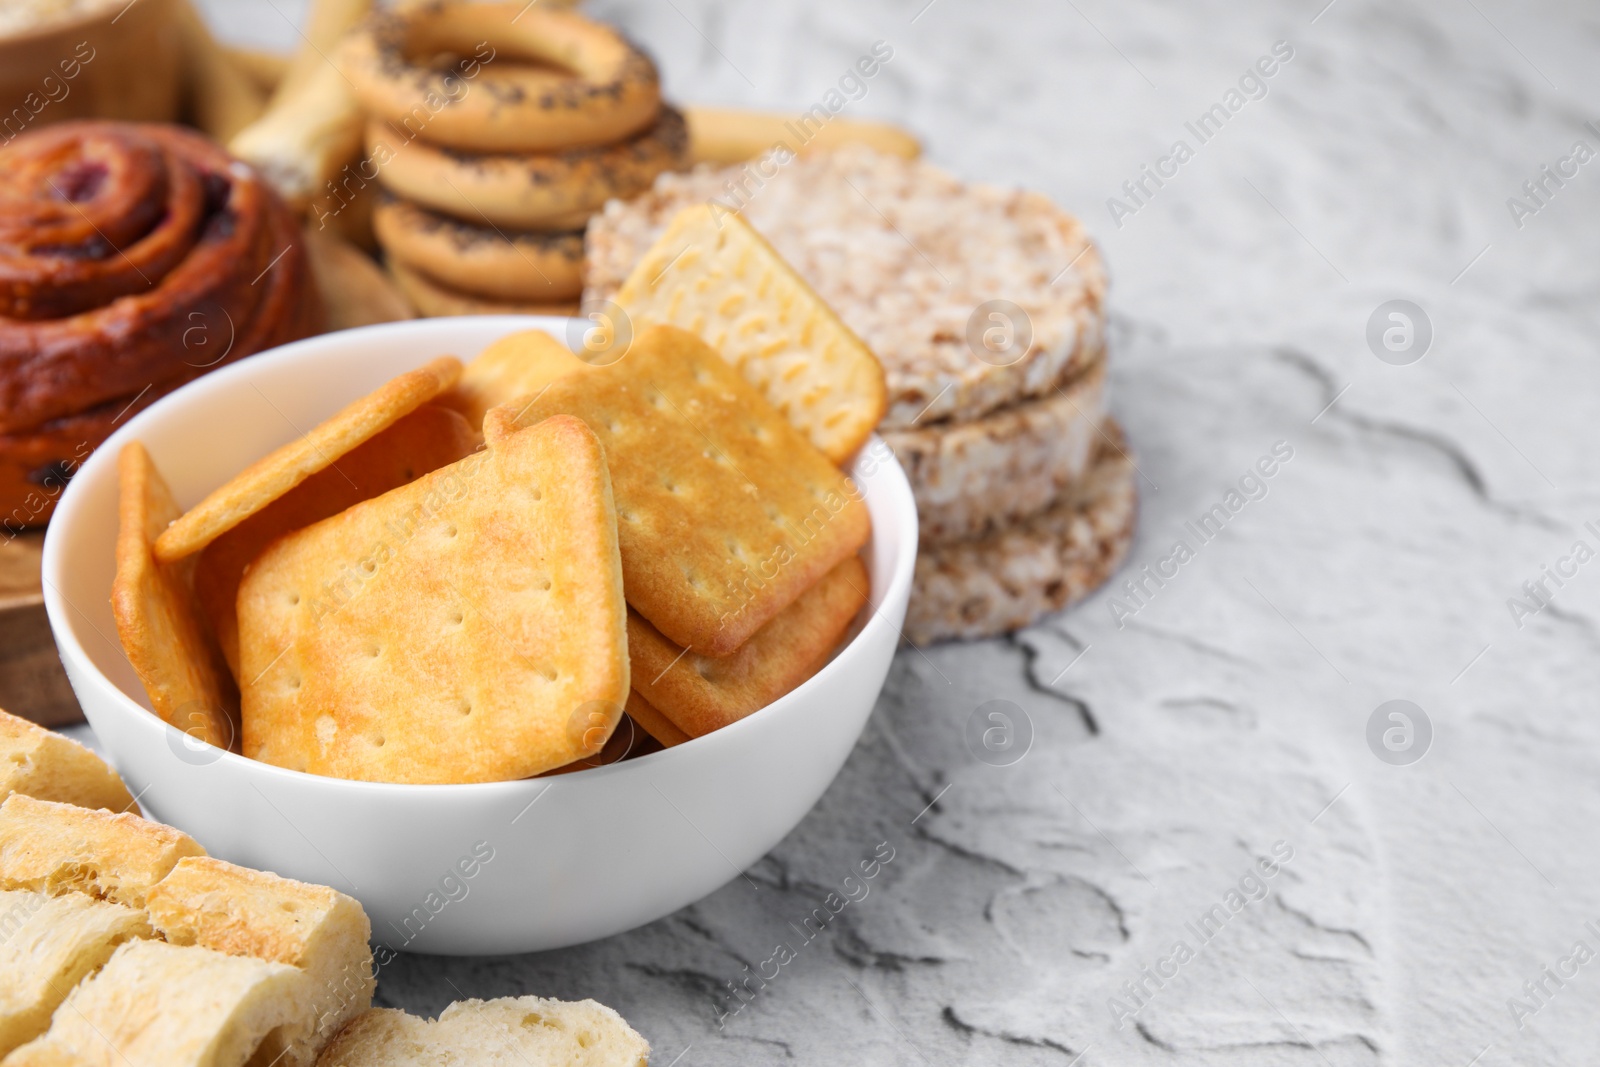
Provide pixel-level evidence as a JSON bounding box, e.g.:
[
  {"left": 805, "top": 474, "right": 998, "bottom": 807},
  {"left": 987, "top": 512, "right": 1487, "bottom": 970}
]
[
  {"left": 274, "top": 0, "right": 373, "bottom": 102},
  {"left": 228, "top": 0, "right": 371, "bottom": 211},
  {"left": 173, "top": 0, "right": 268, "bottom": 142},
  {"left": 230, "top": 61, "right": 364, "bottom": 212},
  {"left": 684, "top": 105, "right": 921, "bottom": 165}
]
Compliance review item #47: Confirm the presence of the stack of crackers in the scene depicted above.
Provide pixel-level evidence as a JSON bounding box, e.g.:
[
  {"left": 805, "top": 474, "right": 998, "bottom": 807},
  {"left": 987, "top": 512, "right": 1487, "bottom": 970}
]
[
  {"left": 0, "top": 706, "right": 651, "bottom": 1066},
  {"left": 110, "top": 204, "right": 884, "bottom": 784},
  {"left": 585, "top": 146, "right": 1137, "bottom": 643}
]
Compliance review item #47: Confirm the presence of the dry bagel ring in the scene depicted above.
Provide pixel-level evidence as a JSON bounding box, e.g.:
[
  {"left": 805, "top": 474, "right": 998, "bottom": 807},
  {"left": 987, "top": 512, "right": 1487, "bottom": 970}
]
[
  {"left": 370, "top": 105, "right": 687, "bottom": 231},
  {"left": 343, "top": 2, "right": 661, "bottom": 152},
  {"left": 373, "top": 196, "right": 583, "bottom": 302},
  {"left": 388, "top": 259, "right": 578, "bottom": 318}
]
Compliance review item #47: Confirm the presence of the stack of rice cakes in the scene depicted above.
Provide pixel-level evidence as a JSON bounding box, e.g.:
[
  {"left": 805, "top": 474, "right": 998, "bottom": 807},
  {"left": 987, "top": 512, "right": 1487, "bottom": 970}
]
[{"left": 585, "top": 147, "right": 1135, "bottom": 643}]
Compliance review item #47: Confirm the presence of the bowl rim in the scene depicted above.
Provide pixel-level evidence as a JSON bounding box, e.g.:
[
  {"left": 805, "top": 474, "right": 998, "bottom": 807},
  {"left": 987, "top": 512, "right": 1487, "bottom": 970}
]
[{"left": 42, "top": 315, "right": 919, "bottom": 797}]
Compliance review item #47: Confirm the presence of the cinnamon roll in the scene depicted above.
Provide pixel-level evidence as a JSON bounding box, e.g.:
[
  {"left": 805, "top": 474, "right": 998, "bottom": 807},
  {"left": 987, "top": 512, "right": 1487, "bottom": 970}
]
[{"left": 0, "top": 120, "right": 319, "bottom": 528}]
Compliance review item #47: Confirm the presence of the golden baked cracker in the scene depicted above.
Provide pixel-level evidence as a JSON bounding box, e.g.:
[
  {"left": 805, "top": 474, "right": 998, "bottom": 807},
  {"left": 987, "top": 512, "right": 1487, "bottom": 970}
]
[
  {"left": 441, "top": 329, "right": 593, "bottom": 430},
  {"left": 485, "top": 325, "right": 871, "bottom": 656},
  {"left": 0, "top": 707, "right": 135, "bottom": 812},
  {"left": 237, "top": 414, "right": 629, "bottom": 784},
  {"left": 614, "top": 203, "right": 886, "bottom": 464},
  {"left": 624, "top": 690, "right": 688, "bottom": 748},
  {"left": 195, "top": 404, "right": 481, "bottom": 677},
  {"left": 632, "top": 555, "right": 867, "bottom": 737},
  {"left": 153, "top": 355, "right": 462, "bottom": 562},
  {"left": 0, "top": 794, "right": 206, "bottom": 911},
  {"left": 111, "top": 443, "right": 238, "bottom": 749},
  {"left": 538, "top": 713, "right": 640, "bottom": 776}
]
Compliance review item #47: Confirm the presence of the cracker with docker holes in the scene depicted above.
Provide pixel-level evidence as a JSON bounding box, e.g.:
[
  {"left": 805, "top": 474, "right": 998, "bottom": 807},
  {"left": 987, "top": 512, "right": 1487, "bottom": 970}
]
[
  {"left": 111, "top": 443, "right": 238, "bottom": 750},
  {"left": 440, "top": 328, "right": 594, "bottom": 430},
  {"left": 612, "top": 203, "right": 887, "bottom": 465},
  {"left": 485, "top": 324, "right": 871, "bottom": 656},
  {"left": 631, "top": 555, "right": 868, "bottom": 737},
  {"left": 237, "top": 414, "right": 630, "bottom": 784},
  {"left": 153, "top": 356, "right": 462, "bottom": 562},
  {"left": 195, "top": 404, "right": 481, "bottom": 677}
]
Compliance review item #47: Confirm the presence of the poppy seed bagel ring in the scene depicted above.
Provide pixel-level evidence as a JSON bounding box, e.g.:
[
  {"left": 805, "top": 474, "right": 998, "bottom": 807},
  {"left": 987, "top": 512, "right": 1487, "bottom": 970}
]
[
  {"left": 386, "top": 259, "right": 578, "bottom": 318},
  {"left": 372, "top": 195, "right": 585, "bottom": 302},
  {"left": 368, "top": 106, "right": 688, "bottom": 231},
  {"left": 342, "top": 2, "right": 662, "bottom": 153}
]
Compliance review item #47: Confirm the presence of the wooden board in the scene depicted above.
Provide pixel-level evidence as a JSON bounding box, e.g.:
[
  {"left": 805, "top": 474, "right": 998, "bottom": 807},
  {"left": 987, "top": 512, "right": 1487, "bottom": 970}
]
[{"left": 0, "top": 533, "right": 83, "bottom": 726}]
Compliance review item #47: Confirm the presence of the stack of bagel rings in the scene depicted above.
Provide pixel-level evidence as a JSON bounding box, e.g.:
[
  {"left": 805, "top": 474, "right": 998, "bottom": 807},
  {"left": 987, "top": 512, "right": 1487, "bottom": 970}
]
[{"left": 342, "top": 1, "right": 688, "bottom": 316}]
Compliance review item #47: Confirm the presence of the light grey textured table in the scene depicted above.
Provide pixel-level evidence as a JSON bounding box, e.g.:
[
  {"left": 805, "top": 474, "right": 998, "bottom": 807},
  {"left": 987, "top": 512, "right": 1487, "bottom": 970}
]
[{"left": 191, "top": 2, "right": 1600, "bottom": 1062}]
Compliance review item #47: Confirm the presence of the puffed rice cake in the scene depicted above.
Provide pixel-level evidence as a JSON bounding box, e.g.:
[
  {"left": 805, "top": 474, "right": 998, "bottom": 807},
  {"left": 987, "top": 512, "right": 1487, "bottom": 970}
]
[
  {"left": 883, "top": 357, "right": 1106, "bottom": 542},
  {"left": 583, "top": 145, "right": 1105, "bottom": 429},
  {"left": 904, "top": 422, "right": 1137, "bottom": 645},
  {"left": 587, "top": 145, "right": 1130, "bottom": 642}
]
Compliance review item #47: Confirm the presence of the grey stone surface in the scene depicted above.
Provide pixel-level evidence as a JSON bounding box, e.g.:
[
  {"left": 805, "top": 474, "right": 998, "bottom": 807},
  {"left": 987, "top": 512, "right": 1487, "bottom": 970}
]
[{"left": 197, "top": 1, "right": 1600, "bottom": 1061}]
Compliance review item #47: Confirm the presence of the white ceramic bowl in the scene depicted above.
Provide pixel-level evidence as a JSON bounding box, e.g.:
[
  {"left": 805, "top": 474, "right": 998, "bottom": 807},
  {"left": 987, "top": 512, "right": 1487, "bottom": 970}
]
[{"left": 42, "top": 316, "right": 917, "bottom": 955}]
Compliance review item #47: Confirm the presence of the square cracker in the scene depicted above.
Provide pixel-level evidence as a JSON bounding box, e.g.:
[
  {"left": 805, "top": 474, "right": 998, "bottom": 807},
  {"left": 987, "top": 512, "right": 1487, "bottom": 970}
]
[
  {"left": 485, "top": 324, "right": 871, "bottom": 656},
  {"left": 111, "top": 442, "right": 238, "bottom": 750},
  {"left": 441, "top": 329, "right": 593, "bottom": 430},
  {"left": 0, "top": 794, "right": 206, "bottom": 911},
  {"left": 194, "top": 403, "right": 481, "bottom": 677},
  {"left": 153, "top": 355, "right": 461, "bottom": 562},
  {"left": 145, "top": 856, "right": 373, "bottom": 1067},
  {"left": 624, "top": 690, "right": 689, "bottom": 749},
  {"left": 0, "top": 889, "right": 152, "bottom": 1058},
  {"left": 0, "top": 706, "right": 135, "bottom": 812},
  {"left": 4, "top": 939, "right": 300, "bottom": 1067},
  {"left": 537, "top": 711, "right": 646, "bottom": 776},
  {"left": 631, "top": 555, "right": 868, "bottom": 737},
  {"left": 237, "top": 414, "right": 630, "bottom": 784},
  {"left": 614, "top": 203, "right": 886, "bottom": 464}
]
